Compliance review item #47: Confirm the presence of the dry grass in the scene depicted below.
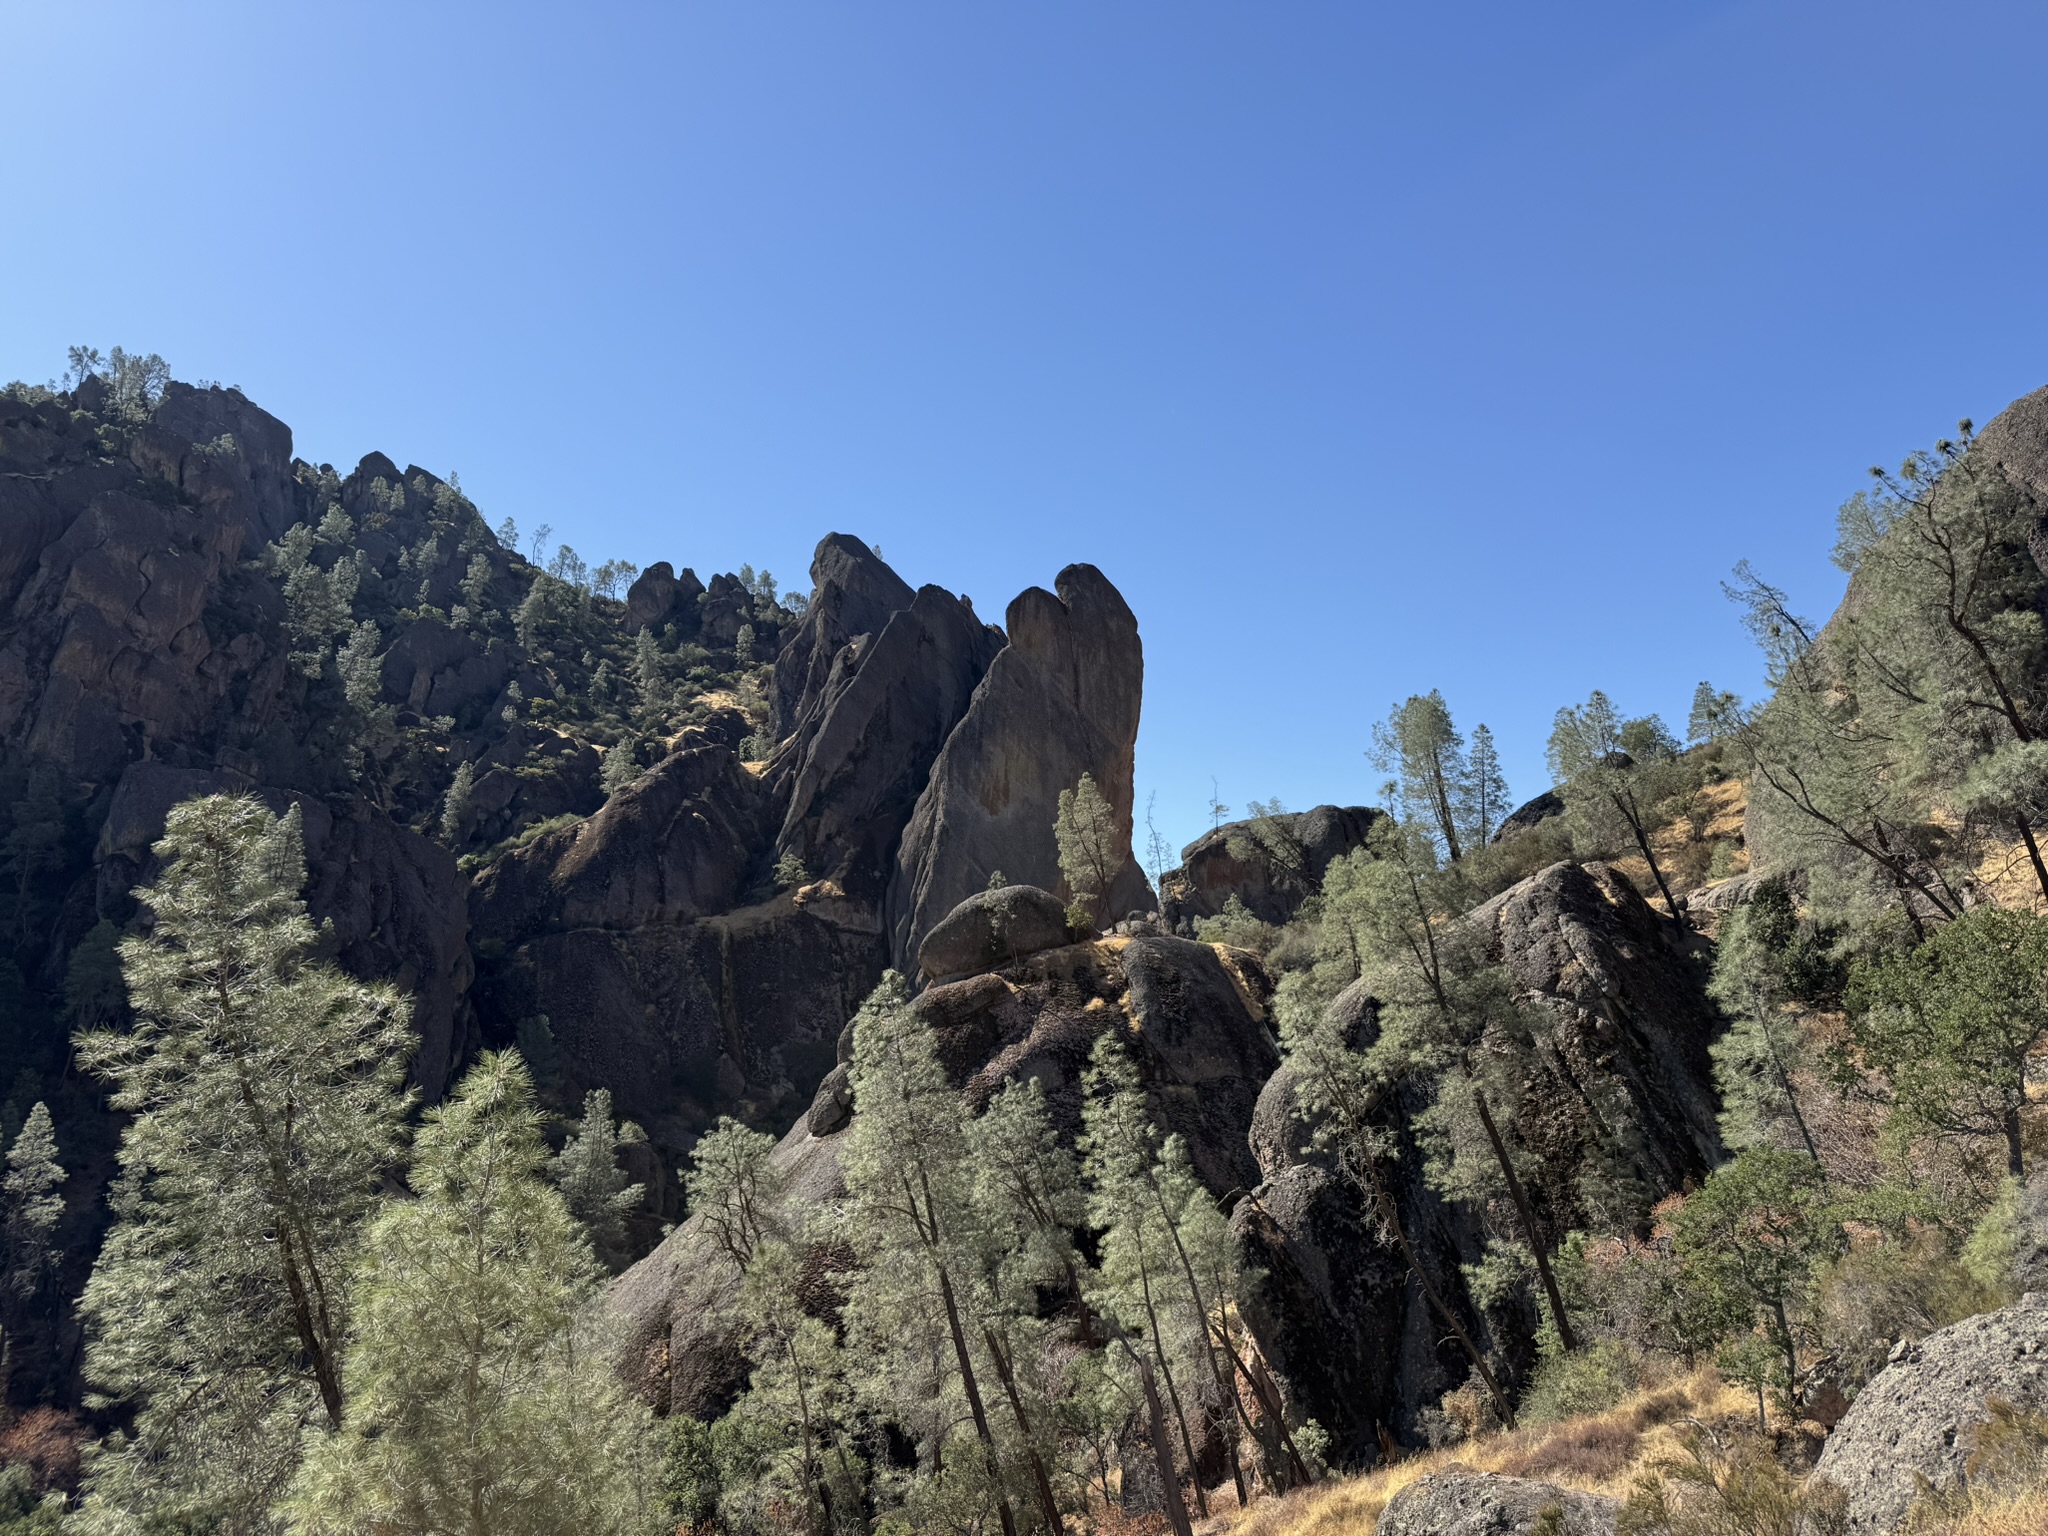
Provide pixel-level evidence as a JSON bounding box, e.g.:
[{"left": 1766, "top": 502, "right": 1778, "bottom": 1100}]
[
  {"left": 1920, "top": 1489, "right": 2048, "bottom": 1536},
  {"left": 1196, "top": 1372, "right": 1758, "bottom": 1536}
]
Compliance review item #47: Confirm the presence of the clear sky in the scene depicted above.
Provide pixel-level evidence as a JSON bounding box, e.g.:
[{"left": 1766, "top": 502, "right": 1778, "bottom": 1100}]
[{"left": 4, "top": 2, "right": 2046, "bottom": 857}]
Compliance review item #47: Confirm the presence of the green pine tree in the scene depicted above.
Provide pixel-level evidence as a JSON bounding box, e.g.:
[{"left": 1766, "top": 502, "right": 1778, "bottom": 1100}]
[
  {"left": 551, "top": 1087, "right": 646, "bottom": 1270},
  {"left": 286, "top": 1051, "right": 662, "bottom": 1536},
  {"left": 72, "top": 794, "right": 415, "bottom": 1533},
  {"left": 1, "top": 1102, "right": 63, "bottom": 1305},
  {"left": 839, "top": 971, "right": 1024, "bottom": 1536},
  {"left": 1370, "top": 691, "right": 1470, "bottom": 860},
  {"left": 1054, "top": 773, "right": 1124, "bottom": 929}
]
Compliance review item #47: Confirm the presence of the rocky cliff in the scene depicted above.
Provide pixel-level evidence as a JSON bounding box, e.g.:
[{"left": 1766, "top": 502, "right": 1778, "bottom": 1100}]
[
  {"left": 0, "top": 368, "right": 1729, "bottom": 1463},
  {"left": 0, "top": 373, "right": 1156, "bottom": 1365}
]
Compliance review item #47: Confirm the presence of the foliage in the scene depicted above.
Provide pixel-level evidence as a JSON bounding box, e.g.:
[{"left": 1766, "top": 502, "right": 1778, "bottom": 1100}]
[
  {"left": 1842, "top": 906, "right": 2048, "bottom": 1177},
  {"left": 285, "top": 1051, "right": 663, "bottom": 1535},
  {"left": 71, "top": 794, "right": 415, "bottom": 1534},
  {"left": 1547, "top": 690, "right": 1692, "bottom": 919},
  {"left": 1667, "top": 1149, "right": 1839, "bottom": 1396},
  {"left": 1706, "top": 879, "right": 1832, "bottom": 1161},
  {"left": 551, "top": 1087, "right": 646, "bottom": 1270},
  {"left": 1370, "top": 691, "right": 1470, "bottom": 860},
  {"left": 684, "top": 1117, "right": 781, "bottom": 1273},
  {"left": 1, "top": 1103, "right": 63, "bottom": 1305},
  {"left": 1055, "top": 772, "right": 1124, "bottom": 928}
]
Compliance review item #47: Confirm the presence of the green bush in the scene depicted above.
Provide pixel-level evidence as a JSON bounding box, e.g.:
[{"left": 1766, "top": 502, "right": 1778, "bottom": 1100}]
[{"left": 1519, "top": 1339, "right": 1641, "bottom": 1426}]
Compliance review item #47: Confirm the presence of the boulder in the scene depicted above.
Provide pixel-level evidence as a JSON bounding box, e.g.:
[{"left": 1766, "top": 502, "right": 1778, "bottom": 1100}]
[
  {"left": 1813, "top": 1293, "right": 2048, "bottom": 1534},
  {"left": 1234, "top": 860, "right": 1725, "bottom": 1463},
  {"left": 1161, "top": 804, "right": 1381, "bottom": 927},
  {"left": 1469, "top": 860, "right": 1722, "bottom": 1208},
  {"left": 917, "top": 884, "right": 1072, "bottom": 980},
  {"left": 805, "top": 1063, "right": 855, "bottom": 1137},
  {"left": 1377, "top": 1469, "right": 1619, "bottom": 1536},
  {"left": 1973, "top": 381, "right": 2048, "bottom": 504},
  {"left": 1494, "top": 789, "right": 1565, "bottom": 842},
  {"left": 887, "top": 564, "right": 1151, "bottom": 971}
]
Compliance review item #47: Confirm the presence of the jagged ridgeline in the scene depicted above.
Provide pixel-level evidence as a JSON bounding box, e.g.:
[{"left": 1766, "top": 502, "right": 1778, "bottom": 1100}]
[{"left": 11, "top": 357, "right": 2048, "bottom": 1535}]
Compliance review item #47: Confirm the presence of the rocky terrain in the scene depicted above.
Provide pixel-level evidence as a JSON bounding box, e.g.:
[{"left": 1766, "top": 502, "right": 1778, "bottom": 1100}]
[
  {"left": 0, "top": 368, "right": 1739, "bottom": 1453},
  {"left": 16, "top": 369, "right": 2048, "bottom": 1535}
]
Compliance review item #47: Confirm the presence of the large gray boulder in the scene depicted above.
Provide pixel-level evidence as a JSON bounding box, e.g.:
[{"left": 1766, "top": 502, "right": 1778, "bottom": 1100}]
[
  {"left": 1973, "top": 381, "right": 2048, "bottom": 504},
  {"left": 886, "top": 564, "right": 1151, "bottom": 971},
  {"left": 1469, "top": 860, "right": 1723, "bottom": 1205},
  {"left": 1812, "top": 1293, "right": 2048, "bottom": 1535},
  {"left": 1160, "top": 804, "right": 1381, "bottom": 928},
  {"left": 1377, "top": 1469, "right": 1618, "bottom": 1536},
  {"left": 917, "top": 884, "right": 1071, "bottom": 980}
]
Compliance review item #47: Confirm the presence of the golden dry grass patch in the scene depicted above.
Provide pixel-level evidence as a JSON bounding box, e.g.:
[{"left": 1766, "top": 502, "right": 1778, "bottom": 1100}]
[{"left": 1199, "top": 1371, "right": 1759, "bottom": 1536}]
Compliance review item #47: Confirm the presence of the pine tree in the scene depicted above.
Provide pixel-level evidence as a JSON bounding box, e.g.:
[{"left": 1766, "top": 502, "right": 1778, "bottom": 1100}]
[
  {"left": 1687, "top": 681, "right": 1740, "bottom": 746},
  {"left": 285, "top": 1052, "right": 663, "bottom": 1536},
  {"left": 601, "top": 738, "right": 641, "bottom": 797},
  {"left": 550, "top": 1087, "right": 645, "bottom": 1270},
  {"left": 73, "top": 794, "right": 415, "bottom": 1532},
  {"left": 440, "top": 760, "right": 474, "bottom": 843},
  {"left": 1707, "top": 880, "right": 1825, "bottom": 1166},
  {"left": 1843, "top": 906, "right": 2048, "bottom": 1178},
  {"left": 839, "top": 972, "right": 1024, "bottom": 1536},
  {"left": 632, "top": 626, "right": 669, "bottom": 719},
  {"left": 1, "top": 1102, "right": 63, "bottom": 1303},
  {"left": 684, "top": 1116, "right": 781, "bottom": 1272},
  {"left": 1546, "top": 691, "right": 1689, "bottom": 924},
  {"left": 964, "top": 1078, "right": 1090, "bottom": 1533},
  {"left": 1370, "top": 692, "right": 1469, "bottom": 860},
  {"left": 1456, "top": 724, "right": 1512, "bottom": 851},
  {"left": 1055, "top": 773, "right": 1124, "bottom": 929},
  {"left": 719, "top": 1238, "right": 865, "bottom": 1536},
  {"left": 1275, "top": 829, "right": 1518, "bottom": 1425}
]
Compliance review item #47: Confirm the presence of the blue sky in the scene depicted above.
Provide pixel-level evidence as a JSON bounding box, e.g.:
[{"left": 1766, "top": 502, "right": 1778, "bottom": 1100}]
[{"left": 4, "top": 2, "right": 2046, "bottom": 856}]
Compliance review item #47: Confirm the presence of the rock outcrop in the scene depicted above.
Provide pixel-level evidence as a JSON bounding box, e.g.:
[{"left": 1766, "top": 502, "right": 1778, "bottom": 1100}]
[
  {"left": 1471, "top": 860, "right": 1723, "bottom": 1207},
  {"left": 624, "top": 560, "right": 707, "bottom": 636},
  {"left": 1974, "top": 381, "right": 2048, "bottom": 504},
  {"left": 1161, "top": 804, "right": 1380, "bottom": 928},
  {"left": 1234, "top": 860, "right": 1723, "bottom": 1462},
  {"left": 1377, "top": 1469, "right": 1619, "bottom": 1536},
  {"left": 1813, "top": 1293, "right": 2048, "bottom": 1534},
  {"left": 916, "top": 883, "right": 1071, "bottom": 980},
  {"left": 1494, "top": 789, "right": 1565, "bottom": 842},
  {"left": 610, "top": 919, "right": 1280, "bottom": 1415},
  {"left": 768, "top": 544, "right": 1001, "bottom": 897},
  {"left": 887, "top": 564, "right": 1151, "bottom": 971}
]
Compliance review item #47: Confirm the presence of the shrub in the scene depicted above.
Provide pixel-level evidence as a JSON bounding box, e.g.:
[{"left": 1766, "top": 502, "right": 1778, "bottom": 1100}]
[{"left": 1520, "top": 1340, "right": 1643, "bottom": 1427}]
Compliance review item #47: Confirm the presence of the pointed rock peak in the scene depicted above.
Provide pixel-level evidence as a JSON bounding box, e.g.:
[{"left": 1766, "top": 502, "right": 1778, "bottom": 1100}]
[
  {"left": 624, "top": 561, "right": 705, "bottom": 635},
  {"left": 774, "top": 534, "right": 921, "bottom": 734},
  {"left": 810, "top": 532, "right": 914, "bottom": 615}
]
